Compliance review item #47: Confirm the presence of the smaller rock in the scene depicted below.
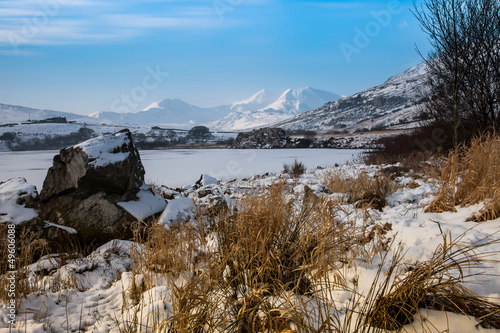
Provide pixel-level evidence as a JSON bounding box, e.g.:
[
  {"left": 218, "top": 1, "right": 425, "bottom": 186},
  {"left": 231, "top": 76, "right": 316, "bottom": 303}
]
[
  {"left": 197, "top": 189, "right": 213, "bottom": 198},
  {"left": 159, "top": 197, "right": 196, "bottom": 225},
  {"left": 195, "top": 174, "right": 218, "bottom": 188},
  {"left": 0, "top": 177, "right": 39, "bottom": 225},
  {"left": 156, "top": 186, "right": 180, "bottom": 200},
  {"left": 380, "top": 166, "right": 408, "bottom": 178}
]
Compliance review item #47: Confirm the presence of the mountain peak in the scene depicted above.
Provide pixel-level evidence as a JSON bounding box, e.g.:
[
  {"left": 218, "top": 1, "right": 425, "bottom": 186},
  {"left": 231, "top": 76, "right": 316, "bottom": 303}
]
[
  {"left": 231, "top": 89, "right": 281, "bottom": 112},
  {"left": 262, "top": 87, "right": 341, "bottom": 114}
]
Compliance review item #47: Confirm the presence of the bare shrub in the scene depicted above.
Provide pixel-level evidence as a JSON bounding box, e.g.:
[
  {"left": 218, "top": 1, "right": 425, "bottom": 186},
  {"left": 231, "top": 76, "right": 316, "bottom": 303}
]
[{"left": 283, "top": 159, "right": 307, "bottom": 178}]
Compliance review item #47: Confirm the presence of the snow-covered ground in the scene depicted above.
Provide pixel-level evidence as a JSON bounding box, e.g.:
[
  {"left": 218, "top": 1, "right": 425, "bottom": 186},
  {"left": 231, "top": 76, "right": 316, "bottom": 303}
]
[{"left": 1, "top": 158, "right": 500, "bottom": 332}]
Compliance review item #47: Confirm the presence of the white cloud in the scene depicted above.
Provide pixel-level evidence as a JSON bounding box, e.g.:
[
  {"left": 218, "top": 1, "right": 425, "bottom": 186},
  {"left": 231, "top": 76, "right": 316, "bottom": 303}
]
[{"left": 0, "top": 0, "right": 229, "bottom": 51}]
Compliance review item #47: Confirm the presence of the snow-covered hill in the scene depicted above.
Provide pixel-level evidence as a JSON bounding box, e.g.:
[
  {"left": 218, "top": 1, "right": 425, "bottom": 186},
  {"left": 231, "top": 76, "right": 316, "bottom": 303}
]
[
  {"left": 275, "top": 64, "right": 429, "bottom": 133},
  {"left": 0, "top": 103, "right": 88, "bottom": 124}
]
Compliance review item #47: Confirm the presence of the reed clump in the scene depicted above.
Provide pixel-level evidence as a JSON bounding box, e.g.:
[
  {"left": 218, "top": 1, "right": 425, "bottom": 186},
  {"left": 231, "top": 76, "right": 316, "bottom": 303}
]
[{"left": 426, "top": 134, "right": 500, "bottom": 221}]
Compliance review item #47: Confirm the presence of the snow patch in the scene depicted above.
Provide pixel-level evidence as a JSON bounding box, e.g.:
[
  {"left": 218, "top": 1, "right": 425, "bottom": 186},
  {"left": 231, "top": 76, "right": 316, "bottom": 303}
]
[
  {"left": 44, "top": 221, "right": 77, "bottom": 234},
  {"left": 73, "top": 131, "right": 132, "bottom": 168},
  {"left": 118, "top": 185, "right": 167, "bottom": 220},
  {"left": 0, "top": 177, "right": 38, "bottom": 225}
]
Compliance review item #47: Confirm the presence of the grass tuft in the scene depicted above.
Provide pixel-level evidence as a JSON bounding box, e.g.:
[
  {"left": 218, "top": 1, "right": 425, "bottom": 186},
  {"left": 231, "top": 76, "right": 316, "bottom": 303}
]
[{"left": 323, "top": 171, "right": 398, "bottom": 211}]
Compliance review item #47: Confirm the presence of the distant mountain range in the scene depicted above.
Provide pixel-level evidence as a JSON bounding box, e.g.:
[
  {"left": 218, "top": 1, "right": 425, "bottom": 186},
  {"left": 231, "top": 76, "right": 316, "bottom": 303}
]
[
  {"left": 0, "top": 64, "right": 429, "bottom": 134},
  {"left": 89, "top": 99, "right": 231, "bottom": 128},
  {"left": 89, "top": 87, "right": 341, "bottom": 131}
]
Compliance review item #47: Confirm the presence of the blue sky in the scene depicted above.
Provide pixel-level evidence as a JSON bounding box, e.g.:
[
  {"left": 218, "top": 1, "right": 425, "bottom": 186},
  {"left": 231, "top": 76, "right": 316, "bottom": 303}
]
[{"left": 0, "top": 0, "right": 431, "bottom": 115}]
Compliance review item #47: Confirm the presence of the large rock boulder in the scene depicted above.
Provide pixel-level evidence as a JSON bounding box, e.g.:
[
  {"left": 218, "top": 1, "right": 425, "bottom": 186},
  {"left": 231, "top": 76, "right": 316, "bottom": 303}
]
[
  {"left": 40, "top": 129, "right": 166, "bottom": 245},
  {"left": 41, "top": 129, "right": 145, "bottom": 199}
]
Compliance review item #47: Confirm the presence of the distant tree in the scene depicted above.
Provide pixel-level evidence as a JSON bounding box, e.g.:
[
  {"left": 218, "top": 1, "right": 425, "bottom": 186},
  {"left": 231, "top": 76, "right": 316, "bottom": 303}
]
[
  {"left": 78, "top": 127, "right": 95, "bottom": 140},
  {"left": 0, "top": 132, "right": 16, "bottom": 141},
  {"left": 188, "top": 126, "right": 212, "bottom": 141}
]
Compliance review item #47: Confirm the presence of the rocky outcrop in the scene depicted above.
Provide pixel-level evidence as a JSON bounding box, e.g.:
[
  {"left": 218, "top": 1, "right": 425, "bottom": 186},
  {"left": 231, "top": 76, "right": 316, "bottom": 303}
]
[
  {"left": 231, "top": 127, "right": 380, "bottom": 149},
  {"left": 39, "top": 129, "right": 166, "bottom": 245},
  {"left": 232, "top": 127, "right": 287, "bottom": 148}
]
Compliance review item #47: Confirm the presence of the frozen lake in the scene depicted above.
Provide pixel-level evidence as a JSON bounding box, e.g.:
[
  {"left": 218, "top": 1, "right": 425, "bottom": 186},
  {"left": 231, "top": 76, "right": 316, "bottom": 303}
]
[{"left": 0, "top": 149, "right": 363, "bottom": 191}]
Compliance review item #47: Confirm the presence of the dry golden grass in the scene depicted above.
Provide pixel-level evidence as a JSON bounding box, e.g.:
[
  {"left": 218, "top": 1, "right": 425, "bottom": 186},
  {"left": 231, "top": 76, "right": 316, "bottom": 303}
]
[
  {"left": 0, "top": 225, "right": 48, "bottom": 310},
  {"left": 426, "top": 134, "right": 500, "bottom": 221},
  {"left": 365, "top": 231, "right": 500, "bottom": 331},
  {"left": 323, "top": 171, "right": 398, "bottom": 211},
  {"left": 132, "top": 221, "right": 205, "bottom": 276}
]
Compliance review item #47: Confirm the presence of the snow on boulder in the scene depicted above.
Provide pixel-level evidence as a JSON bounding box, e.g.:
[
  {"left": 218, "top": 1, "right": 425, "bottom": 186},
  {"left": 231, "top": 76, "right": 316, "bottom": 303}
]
[
  {"left": 118, "top": 185, "right": 167, "bottom": 220},
  {"left": 39, "top": 129, "right": 163, "bottom": 246},
  {"left": 0, "top": 177, "right": 39, "bottom": 225},
  {"left": 73, "top": 130, "right": 134, "bottom": 168},
  {"left": 159, "top": 197, "right": 196, "bottom": 225}
]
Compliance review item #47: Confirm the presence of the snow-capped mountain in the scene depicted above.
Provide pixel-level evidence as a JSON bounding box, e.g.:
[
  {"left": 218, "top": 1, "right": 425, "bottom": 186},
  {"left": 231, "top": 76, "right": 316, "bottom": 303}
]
[
  {"left": 211, "top": 87, "right": 342, "bottom": 131},
  {"left": 90, "top": 99, "right": 231, "bottom": 128},
  {"left": 275, "top": 64, "right": 429, "bottom": 133},
  {"left": 0, "top": 103, "right": 88, "bottom": 123},
  {"left": 264, "top": 88, "right": 342, "bottom": 114},
  {"left": 230, "top": 89, "right": 282, "bottom": 113}
]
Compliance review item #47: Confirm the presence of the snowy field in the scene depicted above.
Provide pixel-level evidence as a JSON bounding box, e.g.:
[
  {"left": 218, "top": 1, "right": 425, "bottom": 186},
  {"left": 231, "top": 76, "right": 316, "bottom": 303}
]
[
  {"left": 0, "top": 149, "right": 362, "bottom": 191},
  {"left": 1, "top": 160, "right": 500, "bottom": 332}
]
